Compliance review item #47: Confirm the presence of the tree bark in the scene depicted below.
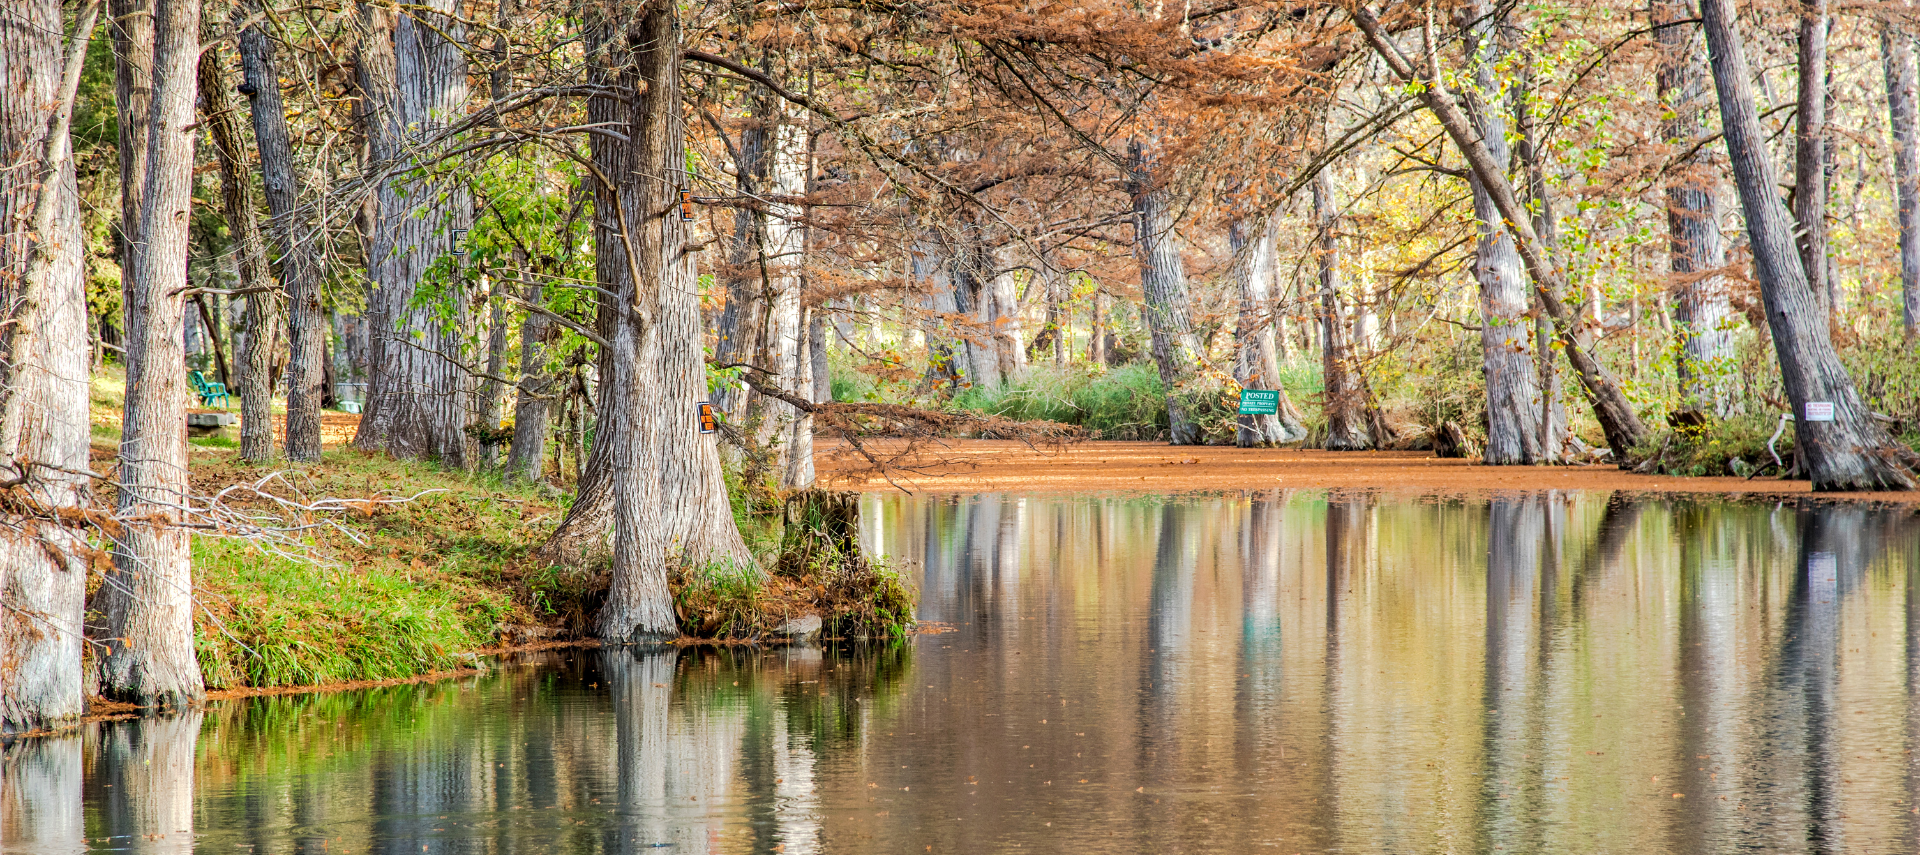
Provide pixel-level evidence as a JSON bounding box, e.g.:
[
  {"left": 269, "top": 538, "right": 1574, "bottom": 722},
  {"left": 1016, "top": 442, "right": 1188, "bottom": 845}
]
[
  {"left": 549, "top": 0, "right": 752, "bottom": 591},
  {"left": 477, "top": 3, "right": 516, "bottom": 471},
  {"left": 1040, "top": 264, "right": 1067, "bottom": 366},
  {"left": 99, "top": 0, "right": 207, "bottom": 707},
  {"left": 198, "top": 29, "right": 280, "bottom": 462},
  {"left": 1884, "top": 14, "right": 1920, "bottom": 336},
  {"left": 916, "top": 244, "right": 960, "bottom": 388},
  {"left": 1512, "top": 55, "right": 1572, "bottom": 459},
  {"left": 0, "top": 0, "right": 101, "bottom": 734},
  {"left": 478, "top": 275, "right": 509, "bottom": 466},
  {"left": 747, "top": 108, "right": 811, "bottom": 487},
  {"left": 1313, "top": 171, "right": 1371, "bottom": 451},
  {"left": 1089, "top": 289, "right": 1109, "bottom": 365},
  {"left": 351, "top": 0, "right": 474, "bottom": 467},
  {"left": 1698, "top": 0, "right": 1918, "bottom": 490},
  {"left": 986, "top": 254, "right": 1026, "bottom": 383},
  {"left": 584, "top": 2, "right": 674, "bottom": 640},
  {"left": 1351, "top": 4, "right": 1653, "bottom": 460},
  {"left": 1463, "top": 2, "right": 1544, "bottom": 465},
  {"left": 1230, "top": 214, "right": 1306, "bottom": 446},
  {"left": 787, "top": 306, "right": 816, "bottom": 489},
  {"left": 937, "top": 223, "right": 1001, "bottom": 390},
  {"left": 712, "top": 61, "right": 772, "bottom": 420},
  {"left": 1795, "top": 0, "right": 1833, "bottom": 315},
  {"left": 810, "top": 308, "right": 831, "bottom": 403},
  {"left": 111, "top": 0, "right": 153, "bottom": 285},
  {"left": 1127, "top": 139, "right": 1205, "bottom": 445},
  {"left": 1654, "top": 0, "right": 1736, "bottom": 416},
  {"left": 506, "top": 275, "right": 554, "bottom": 482},
  {"left": 789, "top": 306, "right": 825, "bottom": 488}
]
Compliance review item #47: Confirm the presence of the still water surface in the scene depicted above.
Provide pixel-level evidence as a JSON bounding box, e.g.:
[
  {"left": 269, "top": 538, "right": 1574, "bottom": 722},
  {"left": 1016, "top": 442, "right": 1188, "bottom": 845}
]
[{"left": 5, "top": 490, "right": 1920, "bottom": 853}]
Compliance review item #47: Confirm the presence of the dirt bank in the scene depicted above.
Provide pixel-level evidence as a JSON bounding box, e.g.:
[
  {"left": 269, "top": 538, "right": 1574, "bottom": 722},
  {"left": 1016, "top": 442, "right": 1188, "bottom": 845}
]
[
  {"left": 262, "top": 411, "right": 1913, "bottom": 503},
  {"left": 815, "top": 439, "right": 1920, "bottom": 503}
]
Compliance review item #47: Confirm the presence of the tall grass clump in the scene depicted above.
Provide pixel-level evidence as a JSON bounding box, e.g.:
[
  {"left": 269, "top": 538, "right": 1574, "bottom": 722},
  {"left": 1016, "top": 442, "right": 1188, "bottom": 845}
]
[
  {"left": 194, "top": 538, "right": 509, "bottom": 688},
  {"left": 950, "top": 363, "right": 1169, "bottom": 439}
]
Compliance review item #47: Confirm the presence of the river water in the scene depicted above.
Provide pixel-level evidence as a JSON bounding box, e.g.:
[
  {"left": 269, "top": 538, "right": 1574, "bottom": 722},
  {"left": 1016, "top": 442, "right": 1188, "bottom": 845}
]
[{"left": 5, "top": 491, "right": 1920, "bottom": 854}]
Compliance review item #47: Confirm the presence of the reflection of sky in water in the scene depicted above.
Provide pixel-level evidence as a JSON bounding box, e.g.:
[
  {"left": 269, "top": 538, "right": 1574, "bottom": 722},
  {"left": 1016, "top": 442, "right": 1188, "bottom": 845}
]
[{"left": 5, "top": 492, "right": 1919, "bottom": 853}]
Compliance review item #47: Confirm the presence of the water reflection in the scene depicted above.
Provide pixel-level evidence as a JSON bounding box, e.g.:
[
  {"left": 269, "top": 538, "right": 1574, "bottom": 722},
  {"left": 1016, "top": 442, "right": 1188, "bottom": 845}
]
[{"left": 4, "top": 491, "right": 1919, "bottom": 854}]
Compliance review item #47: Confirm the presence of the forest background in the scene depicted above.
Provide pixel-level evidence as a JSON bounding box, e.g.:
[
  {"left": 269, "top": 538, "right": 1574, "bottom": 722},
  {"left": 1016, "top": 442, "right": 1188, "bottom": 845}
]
[{"left": 4, "top": 0, "right": 1920, "bottom": 731}]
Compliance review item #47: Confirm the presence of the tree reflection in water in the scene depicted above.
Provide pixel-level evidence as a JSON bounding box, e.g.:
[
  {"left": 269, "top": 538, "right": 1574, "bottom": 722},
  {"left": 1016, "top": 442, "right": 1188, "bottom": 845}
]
[{"left": 6, "top": 491, "right": 1919, "bottom": 854}]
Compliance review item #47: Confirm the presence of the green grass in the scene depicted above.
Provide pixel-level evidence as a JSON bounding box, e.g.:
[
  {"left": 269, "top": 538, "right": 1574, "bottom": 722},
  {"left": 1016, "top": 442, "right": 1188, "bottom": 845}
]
[
  {"left": 942, "top": 359, "right": 1327, "bottom": 444},
  {"left": 184, "top": 447, "right": 566, "bottom": 688},
  {"left": 950, "top": 363, "right": 1171, "bottom": 439},
  {"left": 194, "top": 537, "right": 510, "bottom": 689}
]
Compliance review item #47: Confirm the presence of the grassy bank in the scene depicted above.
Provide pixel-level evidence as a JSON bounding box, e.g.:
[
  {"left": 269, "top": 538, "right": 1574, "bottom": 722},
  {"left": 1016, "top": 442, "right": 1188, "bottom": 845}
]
[
  {"left": 85, "top": 371, "right": 913, "bottom": 692},
  {"left": 174, "top": 447, "right": 915, "bottom": 690},
  {"left": 181, "top": 450, "right": 568, "bottom": 689}
]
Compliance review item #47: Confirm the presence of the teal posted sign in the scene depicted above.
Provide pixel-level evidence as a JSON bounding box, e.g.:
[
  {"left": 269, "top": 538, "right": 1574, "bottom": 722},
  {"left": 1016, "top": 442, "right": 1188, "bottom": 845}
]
[{"left": 1238, "top": 389, "right": 1279, "bottom": 415}]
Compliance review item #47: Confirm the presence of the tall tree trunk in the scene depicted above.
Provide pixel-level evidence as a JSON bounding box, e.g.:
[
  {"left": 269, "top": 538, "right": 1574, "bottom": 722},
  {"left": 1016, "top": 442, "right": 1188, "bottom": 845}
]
[
  {"left": 787, "top": 306, "right": 816, "bottom": 490},
  {"left": 1654, "top": 0, "right": 1736, "bottom": 416},
  {"left": 548, "top": 1, "right": 751, "bottom": 580},
  {"left": 746, "top": 108, "right": 810, "bottom": 485},
  {"left": 198, "top": 27, "right": 279, "bottom": 461},
  {"left": 712, "top": 63, "right": 771, "bottom": 420},
  {"left": 1089, "top": 289, "right": 1109, "bottom": 365},
  {"left": 936, "top": 223, "right": 1000, "bottom": 389},
  {"left": 1513, "top": 48, "right": 1572, "bottom": 461},
  {"left": 1127, "top": 139, "right": 1204, "bottom": 445},
  {"left": 1352, "top": 5, "right": 1653, "bottom": 460},
  {"left": 0, "top": 0, "right": 101, "bottom": 734},
  {"left": 1313, "top": 172, "right": 1371, "bottom": 451},
  {"left": 915, "top": 243, "right": 960, "bottom": 388},
  {"left": 585, "top": 2, "right": 673, "bottom": 640},
  {"left": 986, "top": 255, "right": 1026, "bottom": 383},
  {"left": 99, "top": 0, "right": 206, "bottom": 707},
  {"left": 506, "top": 274, "right": 554, "bottom": 482},
  {"left": 112, "top": 0, "right": 153, "bottom": 282},
  {"left": 476, "top": 2, "right": 514, "bottom": 471},
  {"left": 351, "top": 0, "right": 473, "bottom": 467},
  {"left": 1698, "top": 0, "right": 1919, "bottom": 490},
  {"left": 640, "top": 0, "right": 752, "bottom": 603},
  {"left": 1230, "top": 214, "right": 1306, "bottom": 446},
  {"left": 810, "top": 308, "right": 831, "bottom": 403},
  {"left": 1795, "top": 0, "right": 1833, "bottom": 315},
  {"left": 1464, "top": 3, "right": 1543, "bottom": 465},
  {"left": 477, "top": 275, "right": 508, "bottom": 466},
  {"left": 792, "top": 306, "right": 824, "bottom": 488},
  {"left": 1884, "top": 13, "right": 1920, "bottom": 336},
  {"left": 330, "top": 311, "right": 359, "bottom": 404},
  {"left": 1040, "top": 264, "right": 1067, "bottom": 366}
]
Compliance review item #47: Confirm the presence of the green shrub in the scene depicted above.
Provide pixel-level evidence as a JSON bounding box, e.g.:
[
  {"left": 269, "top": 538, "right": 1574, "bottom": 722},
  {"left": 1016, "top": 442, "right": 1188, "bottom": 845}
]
[
  {"left": 1632, "top": 413, "right": 1787, "bottom": 477},
  {"left": 1846, "top": 328, "right": 1920, "bottom": 436}
]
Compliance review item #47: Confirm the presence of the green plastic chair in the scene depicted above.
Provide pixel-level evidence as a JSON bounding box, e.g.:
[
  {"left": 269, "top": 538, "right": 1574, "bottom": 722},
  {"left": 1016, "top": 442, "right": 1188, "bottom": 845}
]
[{"left": 190, "top": 370, "right": 230, "bottom": 408}]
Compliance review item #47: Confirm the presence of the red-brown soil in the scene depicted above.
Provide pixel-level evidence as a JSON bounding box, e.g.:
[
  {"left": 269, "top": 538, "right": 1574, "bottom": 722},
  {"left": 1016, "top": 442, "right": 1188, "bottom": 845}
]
[{"left": 815, "top": 439, "right": 1920, "bottom": 503}]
